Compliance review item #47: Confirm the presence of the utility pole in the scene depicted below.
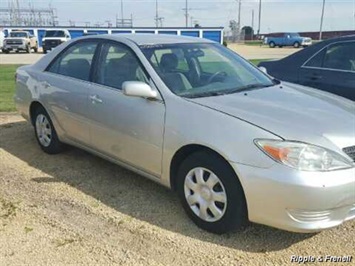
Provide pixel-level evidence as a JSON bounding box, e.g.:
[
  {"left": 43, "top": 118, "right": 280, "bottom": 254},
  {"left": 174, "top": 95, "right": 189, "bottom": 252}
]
[
  {"left": 121, "top": 0, "right": 124, "bottom": 27},
  {"left": 185, "top": 0, "right": 188, "bottom": 27},
  {"left": 252, "top": 9, "right": 254, "bottom": 40},
  {"left": 319, "top": 0, "right": 326, "bottom": 40},
  {"left": 155, "top": 0, "right": 159, "bottom": 27},
  {"left": 257, "top": 0, "right": 261, "bottom": 36},
  {"left": 236, "top": 0, "right": 241, "bottom": 41}
]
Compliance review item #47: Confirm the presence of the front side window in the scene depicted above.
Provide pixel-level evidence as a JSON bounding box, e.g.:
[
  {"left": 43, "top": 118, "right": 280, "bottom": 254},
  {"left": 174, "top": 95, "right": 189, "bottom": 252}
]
[
  {"left": 305, "top": 49, "right": 326, "bottom": 68},
  {"left": 323, "top": 42, "right": 355, "bottom": 71},
  {"left": 140, "top": 43, "right": 274, "bottom": 98},
  {"left": 95, "top": 43, "right": 148, "bottom": 90},
  {"left": 47, "top": 41, "right": 98, "bottom": 81}
]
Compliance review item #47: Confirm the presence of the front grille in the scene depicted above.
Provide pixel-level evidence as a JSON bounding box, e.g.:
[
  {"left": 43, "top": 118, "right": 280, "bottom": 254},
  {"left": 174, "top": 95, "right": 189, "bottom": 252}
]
[
  {"left": 44, "top": 40, "right": 61, "bottom": 47},
  {"left": 6, "top": 40, "right": 23, "bottom": 45},
  {"left": 343, "top": 146, "right": 355, "bottom": 162}
]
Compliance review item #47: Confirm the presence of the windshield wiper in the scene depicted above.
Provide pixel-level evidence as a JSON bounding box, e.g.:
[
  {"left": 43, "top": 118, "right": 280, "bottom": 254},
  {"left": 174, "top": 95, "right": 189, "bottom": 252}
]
[
  {"left": 185, "top": 91, "right": 228, "bottom": 98},
  {"left": 229, "top": 83, "right": 275, "bottom": 93},
  {"left": 183, "top": 83, "right": 275, "bottom": 99}
]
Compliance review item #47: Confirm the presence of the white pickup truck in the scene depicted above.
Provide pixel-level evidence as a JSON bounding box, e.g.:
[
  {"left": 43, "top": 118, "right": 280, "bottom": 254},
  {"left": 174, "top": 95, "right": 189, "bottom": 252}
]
[
  {"left": 42, "top": 29, "right": 71, "bottom": 54},
  {"left": 2, "top": 31, "right": 38, "bottom": 53}
]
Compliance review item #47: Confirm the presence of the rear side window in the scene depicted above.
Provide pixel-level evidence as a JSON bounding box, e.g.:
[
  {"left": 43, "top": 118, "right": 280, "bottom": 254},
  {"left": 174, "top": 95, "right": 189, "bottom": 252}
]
[{"left": 47, "top": 41, "right": 98, "bottom": 81}]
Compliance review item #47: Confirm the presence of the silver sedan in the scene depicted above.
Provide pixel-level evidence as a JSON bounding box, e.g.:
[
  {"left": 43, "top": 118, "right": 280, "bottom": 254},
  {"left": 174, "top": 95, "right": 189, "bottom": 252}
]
[{"left": 14, "top": 34, "right": 355, "bottom": 234}]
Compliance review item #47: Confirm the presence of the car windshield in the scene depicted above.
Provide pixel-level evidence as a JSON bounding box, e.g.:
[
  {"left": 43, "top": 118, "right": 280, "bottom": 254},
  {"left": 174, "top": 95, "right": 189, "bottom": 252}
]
[
  {"left": 10, "top": 32, "right": 28, "bottom": 38},
  {"left": 140, "top": 43, "right": 275, "bottom": 98},
  {"left": 44, "top": 31, "right": 65, "bottom": 37}
]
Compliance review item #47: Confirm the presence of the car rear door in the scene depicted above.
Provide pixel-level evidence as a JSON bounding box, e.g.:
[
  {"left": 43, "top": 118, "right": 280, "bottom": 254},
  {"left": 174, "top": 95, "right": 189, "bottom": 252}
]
[
  {"left": 88, "top": 41, "right": 165, "bottom": 176},
  {"left": 299, "top": 41, "right": 355, "bottom": 100},
  {"left": 42, "top": 40, "right": 99, "bottom": 145}
]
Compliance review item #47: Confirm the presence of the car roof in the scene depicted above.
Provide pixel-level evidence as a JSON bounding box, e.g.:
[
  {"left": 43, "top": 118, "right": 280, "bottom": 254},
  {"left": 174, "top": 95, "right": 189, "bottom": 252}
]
[{"left": 81, "top": 33, "right": 214, "bottom": 45}]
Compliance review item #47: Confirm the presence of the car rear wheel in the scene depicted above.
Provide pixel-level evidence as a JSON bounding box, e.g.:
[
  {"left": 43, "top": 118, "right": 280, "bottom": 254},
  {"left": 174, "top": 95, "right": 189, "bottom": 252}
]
[
  {"left": 34, "top": 106, "right": 63, "bottom": 154},
  {"left": 293, "top": 42, "right": 300, "bottom": 48},
  {"left": 177, "top": 151, "right": 248, "bottom": 234},
  {"left": 269, "top": 41, "right": 276, "bottom": 48}
]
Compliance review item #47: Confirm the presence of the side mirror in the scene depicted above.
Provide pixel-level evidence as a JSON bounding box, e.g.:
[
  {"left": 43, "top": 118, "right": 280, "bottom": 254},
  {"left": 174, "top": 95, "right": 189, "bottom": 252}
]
[
  {"left": 259, "top": 66, "right": 268, "bottom": 74},
  {"left": 122, "top": 81, "right": 158, "bottom": 99}
]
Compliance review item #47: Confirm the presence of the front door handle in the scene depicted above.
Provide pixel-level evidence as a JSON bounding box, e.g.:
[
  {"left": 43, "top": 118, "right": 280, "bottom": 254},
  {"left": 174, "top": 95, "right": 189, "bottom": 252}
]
[
  {"left": 41, "top": 81, "right": 51, "bottom": 88},
  {"left": 89, "top": 95, "right": 103, "bottom": 104}
]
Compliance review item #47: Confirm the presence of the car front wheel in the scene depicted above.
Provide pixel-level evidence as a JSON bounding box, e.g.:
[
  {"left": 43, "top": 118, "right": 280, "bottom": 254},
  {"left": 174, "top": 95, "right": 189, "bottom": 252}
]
[
  {"left": 177, "top": 151, "right": 248, "bottom": 234},
  {"left": 34, "top": 106, "right": 63, "bottom": 154},
  {"left": 269, "top": 41, "right": 276, "bottom": 48},
  {"left": 293, "top": 42, "right": 300, "bottom": 48}
]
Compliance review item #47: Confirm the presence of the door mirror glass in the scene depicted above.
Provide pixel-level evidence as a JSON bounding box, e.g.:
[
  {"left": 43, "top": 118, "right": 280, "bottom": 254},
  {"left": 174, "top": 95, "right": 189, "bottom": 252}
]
[{"left": 122, "top": 81, "right": 158, "bottom": 99}]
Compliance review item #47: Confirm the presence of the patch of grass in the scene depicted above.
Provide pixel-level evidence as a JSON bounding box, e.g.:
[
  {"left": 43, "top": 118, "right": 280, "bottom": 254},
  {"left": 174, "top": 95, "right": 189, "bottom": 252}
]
[
  {"left": 24, "top": 226, "right": 33, "bottom": 233},
  {"left": 0, "top": 64, "right": 21, "bottom": 112},
  {"left": 244, "top": 40, "right": 264, "bottom": 46},
  {"left": 53, "top": 238, "right": 75, "bottom": 247},
  {"left": 0, "top": 198, "right": 18, "bottom": 219},
  {"left": 250, "top": 59, "right": 267, "bottom": 66}
]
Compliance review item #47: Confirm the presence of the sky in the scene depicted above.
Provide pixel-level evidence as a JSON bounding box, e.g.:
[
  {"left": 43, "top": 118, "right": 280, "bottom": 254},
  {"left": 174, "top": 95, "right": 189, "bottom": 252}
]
[{"left": 2, "top": 0, "right": 355, "bottom": 33}]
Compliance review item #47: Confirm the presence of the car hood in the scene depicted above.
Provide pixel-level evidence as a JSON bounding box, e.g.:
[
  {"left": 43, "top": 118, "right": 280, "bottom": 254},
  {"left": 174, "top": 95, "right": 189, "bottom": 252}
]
[{"left": 188, "top": 82, "right": 355, "bottom": 151}]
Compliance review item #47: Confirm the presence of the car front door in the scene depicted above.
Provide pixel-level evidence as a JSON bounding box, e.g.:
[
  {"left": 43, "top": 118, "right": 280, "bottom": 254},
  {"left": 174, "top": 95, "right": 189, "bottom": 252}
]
[
  {"left": 88, "top": 41, "right": 165, "bottom": 176},
  {"left": 299, "top": 41, "right": 355, "bottom": 100},
  {"left": 42, "top": 40, "right": 99, "bottom": 145}
]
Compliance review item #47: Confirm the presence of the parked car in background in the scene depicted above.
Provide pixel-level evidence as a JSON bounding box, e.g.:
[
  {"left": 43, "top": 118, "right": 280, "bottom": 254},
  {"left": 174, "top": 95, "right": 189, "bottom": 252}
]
[
  {"left": 259, "top": 35, "right": 355, "bottom": 101},
  {"left": 42, "top": 29, "right": 71, "bottom": 53},
  {"left": 14, "top": 34, "right": 355, "bottom": 234},
  {"left": 265, "top": 33, "right": 312, "bottom": 48},
  {"left": 2, "top": 30, "right": 38, "bottom": 53},
  {"left": 0, "top": 30, "right": 4, "bottom": 50}
]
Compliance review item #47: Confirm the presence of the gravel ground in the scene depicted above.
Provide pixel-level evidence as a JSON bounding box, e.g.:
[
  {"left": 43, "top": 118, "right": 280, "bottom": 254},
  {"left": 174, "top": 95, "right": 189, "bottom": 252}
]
[
  {"left": 0, "top": 45, "right": 297, "bottom": 65},
  {"left": 0, "top": 113, "right": 354, "bottom": 266}
]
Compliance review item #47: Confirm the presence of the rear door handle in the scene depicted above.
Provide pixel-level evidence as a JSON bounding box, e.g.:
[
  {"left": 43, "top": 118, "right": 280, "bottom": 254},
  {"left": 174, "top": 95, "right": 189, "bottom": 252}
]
[{"left": 89, "top": 94, "right": 103, "bottom": 104}]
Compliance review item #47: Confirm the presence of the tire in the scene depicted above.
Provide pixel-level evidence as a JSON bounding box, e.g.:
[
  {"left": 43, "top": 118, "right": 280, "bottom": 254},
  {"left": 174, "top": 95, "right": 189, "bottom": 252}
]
[
  {"left": 33, "top": 106, "right": 63, "bottom": 154},
  {"left": 43, "top": 49, "right": 47, "bottom": 54},
  {"left": 278, "top": 45, "right": 283, "bottom": 48},
  {"left": 33, "top": 46, "right": 38, "bottom": 53},
  {"left": 269, "top": 41, "right": 276, "bottom": 48},
  {"left": 3, "top": 49, "right": 9, "bottom": 54},
  {"left": 176, "top": 151, "right": 248, "bottom": 234},
  {"left": 293, "top": 42, "right": 300, "bottom": 48},
  {"left": 26, "top": 44, "right": 31, "bottom": 53}
]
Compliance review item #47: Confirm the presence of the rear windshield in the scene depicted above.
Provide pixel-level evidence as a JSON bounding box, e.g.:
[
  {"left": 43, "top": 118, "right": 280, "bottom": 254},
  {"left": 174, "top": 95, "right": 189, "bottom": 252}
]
[{"left": 44, "top": 31, "right": 65, "bottom": 37}]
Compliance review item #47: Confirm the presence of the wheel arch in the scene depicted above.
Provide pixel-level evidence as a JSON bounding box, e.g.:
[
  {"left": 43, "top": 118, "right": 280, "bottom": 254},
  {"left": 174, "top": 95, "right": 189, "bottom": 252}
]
[
  {"left": 29, "top": 101, "right": 45, "bottom": 126},
  {"left": 169, "top": 144, "right": 235, "bottom": 191}
]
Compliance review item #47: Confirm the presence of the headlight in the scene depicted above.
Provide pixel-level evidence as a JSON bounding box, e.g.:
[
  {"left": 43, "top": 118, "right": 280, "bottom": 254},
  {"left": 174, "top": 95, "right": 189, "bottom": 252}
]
[{"left": 255, "top": 139, "right": 353, "bottom": 171}]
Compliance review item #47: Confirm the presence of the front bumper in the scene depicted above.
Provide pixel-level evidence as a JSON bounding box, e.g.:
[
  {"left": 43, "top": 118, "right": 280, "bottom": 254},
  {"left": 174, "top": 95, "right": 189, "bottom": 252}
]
[
  {"left": 3, "top": 44, "right": 27, "bottom": 51},
  {"left": 231, "top": 162, "right": 355, "bottom": 232}
]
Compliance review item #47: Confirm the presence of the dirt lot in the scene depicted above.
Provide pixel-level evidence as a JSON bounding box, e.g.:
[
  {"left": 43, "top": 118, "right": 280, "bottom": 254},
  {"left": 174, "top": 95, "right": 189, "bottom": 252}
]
[
  {"left": 0, "top": 113, "right": 354, "bottom": 265},
  {"left": 0, "top": 44, "right": 298, "bottom": 65}
]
